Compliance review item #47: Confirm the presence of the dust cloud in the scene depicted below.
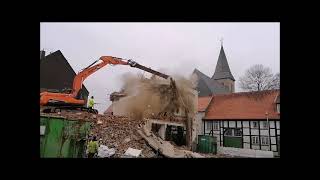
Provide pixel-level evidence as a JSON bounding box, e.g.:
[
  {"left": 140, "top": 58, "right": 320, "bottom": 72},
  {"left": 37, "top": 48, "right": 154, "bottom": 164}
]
[{"left": 117, "top": 72, "right": 198, "bottom": 120}]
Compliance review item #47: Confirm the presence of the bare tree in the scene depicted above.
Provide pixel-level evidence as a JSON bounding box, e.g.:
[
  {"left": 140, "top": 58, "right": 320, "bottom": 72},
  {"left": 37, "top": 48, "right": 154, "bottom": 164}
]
[
  {"left": 266, "top": 72, "right": 280, "bottom": 90},
  {"left": 239, "top": 64, "right": 279, "bottom": 91}
]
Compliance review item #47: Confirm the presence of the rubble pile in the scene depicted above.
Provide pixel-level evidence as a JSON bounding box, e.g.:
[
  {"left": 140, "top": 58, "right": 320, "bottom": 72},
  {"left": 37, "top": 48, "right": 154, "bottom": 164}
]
[{"left": 89, "top": 115, "right": 156, "bottom": 158}]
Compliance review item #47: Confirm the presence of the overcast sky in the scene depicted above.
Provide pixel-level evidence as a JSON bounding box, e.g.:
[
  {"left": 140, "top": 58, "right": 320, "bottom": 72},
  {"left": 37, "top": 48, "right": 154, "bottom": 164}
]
[{"left": 40, "top": 22, "right": 280, "bottom": 113}]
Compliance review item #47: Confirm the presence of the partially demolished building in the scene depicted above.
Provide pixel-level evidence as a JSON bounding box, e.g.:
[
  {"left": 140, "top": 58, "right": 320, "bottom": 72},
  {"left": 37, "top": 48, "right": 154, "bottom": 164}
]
[{"left": 106, "top": 75, "right": 199, "bottom": 150}]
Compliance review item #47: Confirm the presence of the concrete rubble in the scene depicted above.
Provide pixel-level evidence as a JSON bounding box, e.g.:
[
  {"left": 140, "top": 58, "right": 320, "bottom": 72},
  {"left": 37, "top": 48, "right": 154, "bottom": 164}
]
[
  {"left": 137, "top": 125, "right": 204, "bottom": 158},
  {"left": 123, "top": 147, "right": 142, "bottom": 158},
  {"left": 89, "top": 114, "right": 157, "bottom": 158},
  {"left": 97, "top": 145, "right": 115, "bottom": 158}
]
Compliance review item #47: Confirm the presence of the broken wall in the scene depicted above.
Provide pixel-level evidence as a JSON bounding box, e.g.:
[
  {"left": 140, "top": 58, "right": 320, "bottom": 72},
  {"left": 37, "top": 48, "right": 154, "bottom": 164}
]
[{"left": 110, "top": 72, "right": 198, "bottom": 149}]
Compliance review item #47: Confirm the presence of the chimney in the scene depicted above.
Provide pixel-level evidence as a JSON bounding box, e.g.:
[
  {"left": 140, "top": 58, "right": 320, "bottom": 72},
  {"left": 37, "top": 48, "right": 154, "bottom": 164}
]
[{"left": 40, "top": 50, "right": 45, "bottom": 59}]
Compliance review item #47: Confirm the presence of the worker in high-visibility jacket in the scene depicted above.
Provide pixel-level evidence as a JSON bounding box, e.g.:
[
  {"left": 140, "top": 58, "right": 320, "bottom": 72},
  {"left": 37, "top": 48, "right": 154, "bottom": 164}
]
[
  {"left": 88, "top": 96, "right": 95, "bottom": 109},
  {"left": 87, "top": 136, "right": 99, "bottom": 158}
]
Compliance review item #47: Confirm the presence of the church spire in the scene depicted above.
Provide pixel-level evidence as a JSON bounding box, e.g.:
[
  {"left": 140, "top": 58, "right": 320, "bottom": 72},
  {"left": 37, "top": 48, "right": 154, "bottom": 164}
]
[{"left": 212, "top": 43, "right": 235, "bottom": 81}]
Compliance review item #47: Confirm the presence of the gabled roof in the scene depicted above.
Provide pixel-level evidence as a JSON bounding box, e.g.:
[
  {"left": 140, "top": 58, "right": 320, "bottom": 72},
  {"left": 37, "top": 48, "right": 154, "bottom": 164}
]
[
  {"left": 193, "top": 69, "right": 229, "bottom": 96},
  {"left": 40, "top": 50, "right": 89, "bottom": 96},
  {"left": 212, "top": 46, "right": 235, "bottom": 81},
  {"left": 198, "top": 96, "right": 212, "bottom": 112},
  {"left": 204, "top": 90, "right": 280, "bottom": 120},
  {"left": 196, "top": 78, "right": 212, "bottom": 97}
]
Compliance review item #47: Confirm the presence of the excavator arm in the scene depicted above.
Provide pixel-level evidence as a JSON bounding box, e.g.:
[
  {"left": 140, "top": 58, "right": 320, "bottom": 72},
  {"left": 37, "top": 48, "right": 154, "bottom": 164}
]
[
  {"left": 72, "top": 57, "right": 169, "bottom": 97},
  {"left": 40, "top": 55, "right": 170, "bottom": 111},
  {"left": 71, "top": 56, "right": 129, "bottom": 97},
  {"left": 127, "top": 60, "right": 169, "bottom": 79}
]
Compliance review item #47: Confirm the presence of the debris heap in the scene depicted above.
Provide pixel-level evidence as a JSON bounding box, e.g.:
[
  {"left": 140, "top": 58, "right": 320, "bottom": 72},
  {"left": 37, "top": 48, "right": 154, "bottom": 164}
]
[
  {"left": 89, "top": 114, "right": 156, "bottom": 158},
  {"left": 41, "top": 111, "right": 156, "bottom": 158}
]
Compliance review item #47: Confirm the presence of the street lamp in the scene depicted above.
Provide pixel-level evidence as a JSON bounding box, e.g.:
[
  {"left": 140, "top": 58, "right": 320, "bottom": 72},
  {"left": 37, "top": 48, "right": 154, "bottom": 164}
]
[{"left": 265, "top": 112, "right": 271, "bottom": 151}]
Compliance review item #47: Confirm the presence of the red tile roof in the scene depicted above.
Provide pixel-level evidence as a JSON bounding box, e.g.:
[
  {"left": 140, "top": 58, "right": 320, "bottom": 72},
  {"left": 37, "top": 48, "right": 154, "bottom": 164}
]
[
  {"left": 204, "top": 90, "right": 280, "bottom": 120},
  {"left": 198, "top": 96, "right": 212, "bottom": 112}
]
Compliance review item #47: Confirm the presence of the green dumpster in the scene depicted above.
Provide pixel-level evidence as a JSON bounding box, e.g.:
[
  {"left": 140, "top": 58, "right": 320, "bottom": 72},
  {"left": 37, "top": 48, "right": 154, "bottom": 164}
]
[
  {"left": 197, "top": 135, "right": 217, "bottom": 154},
  {"left": 40, "top": 115, "right": 92, "bottom": 158}
]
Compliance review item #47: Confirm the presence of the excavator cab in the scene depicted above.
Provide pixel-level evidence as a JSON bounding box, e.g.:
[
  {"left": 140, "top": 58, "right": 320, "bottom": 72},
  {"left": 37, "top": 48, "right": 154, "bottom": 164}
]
[{"left": 61, "top": 88, "right": 73, "bottom": 94}]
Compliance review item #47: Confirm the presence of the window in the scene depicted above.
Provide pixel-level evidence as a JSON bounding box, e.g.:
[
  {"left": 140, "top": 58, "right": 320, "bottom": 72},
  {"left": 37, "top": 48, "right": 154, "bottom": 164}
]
[
  {"left": 261, "top": 137, "right": 269, "bottom": 145},
  {"left": 206, "top": 122, "right": 212, "bottom": 131},
  {"left": 224, "top": 129, "right": 233, "bottom": 136},
  {"left": 234, "top": 128, "right": 242, "bottom": 137},
  {"left": 252, "top": 121, "right": 258, "bottom": 128},
  {"left": 262, "top": 121, "right": 268, "bottom": 129},
  {"left": 213, "top": 122, "right": 219, "bottom": 130},
  {"left": 252, "top": 136, "right": 259, "bottom": 145},
  {"left": 277, "top": 104, "right": 280, "bottom": 113},
  {"left": 224, "top": 128, "right": 242, "bottom": 137}
]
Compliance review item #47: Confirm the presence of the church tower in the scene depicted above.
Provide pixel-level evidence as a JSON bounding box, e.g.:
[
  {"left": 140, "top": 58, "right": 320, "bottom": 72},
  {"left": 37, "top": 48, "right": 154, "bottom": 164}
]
[{"left": 212, "top": 43, "right": 235, "bottom": 93}]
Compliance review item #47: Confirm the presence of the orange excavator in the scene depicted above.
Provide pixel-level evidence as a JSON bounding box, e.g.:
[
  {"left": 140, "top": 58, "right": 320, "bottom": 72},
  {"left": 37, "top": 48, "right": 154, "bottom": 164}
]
[{"left": 40, "top": 56, "right": 169, "bottom": 114}]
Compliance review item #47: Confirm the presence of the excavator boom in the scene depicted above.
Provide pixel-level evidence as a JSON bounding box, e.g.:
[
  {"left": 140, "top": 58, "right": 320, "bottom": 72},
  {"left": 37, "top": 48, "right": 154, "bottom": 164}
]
[{"left": 40, "top": 55, "right": 170, "bottom": 114}]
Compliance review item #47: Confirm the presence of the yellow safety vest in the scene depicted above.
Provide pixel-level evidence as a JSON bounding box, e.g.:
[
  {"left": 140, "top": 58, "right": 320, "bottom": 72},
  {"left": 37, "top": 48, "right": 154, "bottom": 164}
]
[
  {"left": 87, "top": 141, "right": 98, "bottom": 154},
  {"left": 88, "top": 98, "right": 94, "bottom": 108}
]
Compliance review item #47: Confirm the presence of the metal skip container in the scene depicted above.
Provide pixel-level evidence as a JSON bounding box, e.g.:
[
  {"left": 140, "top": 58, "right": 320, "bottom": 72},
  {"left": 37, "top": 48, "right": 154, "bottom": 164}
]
[
  {"left": 40, "top": 115, "right": 91, "bottom": 158},
  {"left": 197, "top": 135, "right": 217, "bottom": 154}
]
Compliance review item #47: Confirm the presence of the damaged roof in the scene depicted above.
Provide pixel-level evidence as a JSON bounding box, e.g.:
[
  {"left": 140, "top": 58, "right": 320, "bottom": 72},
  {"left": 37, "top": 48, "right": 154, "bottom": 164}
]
[
  {"left": 204, "top": 90, "right": 280, "bottom": 120},
  {"left": 193, "top": 69, "right": 229, "bottom": 97},
  {"left": 212, "top": 45, "right": 235, "bottom": 81}
]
